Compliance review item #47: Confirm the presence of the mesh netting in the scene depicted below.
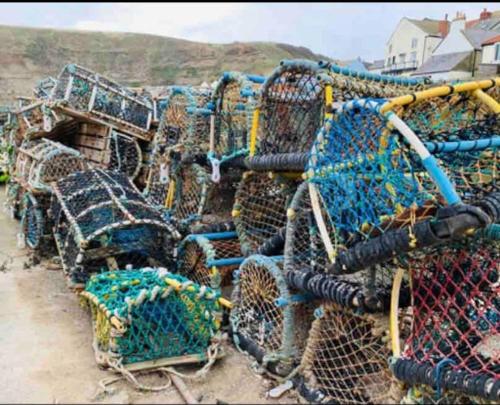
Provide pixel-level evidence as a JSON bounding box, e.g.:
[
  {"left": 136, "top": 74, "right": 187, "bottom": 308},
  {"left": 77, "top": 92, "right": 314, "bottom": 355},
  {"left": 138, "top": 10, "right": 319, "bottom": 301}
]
[
  {"left": 392, "top": 237, "right": 499, "bottom": 401},
  {"left": 51, "top": 64, "right": 153, "bottom": 137},
  {"left": 108, "top": 130, "right": 143, "bottom": 180},
  {"left": 284, "top": 181, "right": 397, "bottom": 312},
  {"left": 176, "top": 232, "right": 243, "bottom": 292},
  {"left": 230, "top": 255, "right": 315, "bottom": 376},
  {"left": 145, "top": 86, "right": 212, "bottom": 208},
  {"left": 254, "top": 60, "right": 325, "bottom": 158},
  {"left": 51, "top": 168, "right": 180, "bottom": 287},
  {"left": 210, "top": 72, "right": 262, "bottom": 163},
  {"left": 155, "top": 86, "right": 212, "bottom": 154},
  {"left": 143, "top": 144, "right": 177, "bottom": 207},
  {"left": 33, "top": 77, "right": 57, "bottom": 99},
  {"left": 169, "top": 162, "right": 210, "bottom": 228},
  {"left": 4, "top": 180, "right": 24, "bottom": 219},
  {"left": 233, "top": 171, "right": 299, "bottom": 256},
  {"left": 298, "top": 302, "right": 403, "bottom": 404},
  {"left": 82, "top": 268, "right": 223, "bottom": 366},
  {"left": 14, "top": 138, "right": 88, "bottom": 192}
]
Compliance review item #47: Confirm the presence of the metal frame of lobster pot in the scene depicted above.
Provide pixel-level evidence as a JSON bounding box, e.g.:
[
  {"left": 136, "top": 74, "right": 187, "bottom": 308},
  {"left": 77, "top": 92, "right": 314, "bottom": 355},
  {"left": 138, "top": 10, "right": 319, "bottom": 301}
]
[
  {"left": 230, "top": 254, "right": 316, "bottom": 377},
  {"left": 176, "top": 230, "right": 243, "bottom": 292}
]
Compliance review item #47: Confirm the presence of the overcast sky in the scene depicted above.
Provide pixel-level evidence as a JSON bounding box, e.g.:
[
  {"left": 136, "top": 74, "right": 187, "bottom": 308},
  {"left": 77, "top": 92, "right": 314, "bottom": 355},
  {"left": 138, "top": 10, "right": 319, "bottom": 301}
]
[{"left": 0, "top": 3, "right": 497, "bottom": 61}]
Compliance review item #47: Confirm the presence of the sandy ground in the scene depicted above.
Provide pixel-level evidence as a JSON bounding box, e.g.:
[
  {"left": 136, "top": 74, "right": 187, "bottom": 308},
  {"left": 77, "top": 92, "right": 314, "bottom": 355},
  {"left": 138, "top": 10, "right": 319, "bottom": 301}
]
[{"left": 0, "top": 186, "right": 300, "bottom": 404}]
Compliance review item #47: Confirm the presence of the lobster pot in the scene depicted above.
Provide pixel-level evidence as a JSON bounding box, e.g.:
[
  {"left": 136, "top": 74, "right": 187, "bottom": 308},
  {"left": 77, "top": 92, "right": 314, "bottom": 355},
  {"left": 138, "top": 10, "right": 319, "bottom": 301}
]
[
  {"left": 155, "top": 86, "right": 212, "bottom": 153},
  {"left": 252, "top": 60, "right": 326, "bottom": 162},
  {"left": 51, "top": 64, "right": 153, "bottom": 138},
  {"left": 392, "top": 238, "right": 499, "bottom": 402},
  {"left": 230, "top": 255, "right": 315, "bottom": 376},
  {"left": 298, "top": 302, "right": 403, "bottom": 404},
  {"left": 82, "top": 269, "right": 224, "bottom": 368},
  {"left": 176, "top": 231, "right": 243, "bottom": 294},
  {"left": 20, "top": 191, "right": 52, "bottom": 250},
  {"left": 233, "top": 171, "right": 299, "bottom": 256},
  {"left": 51, "top": 169, "right": 179, "bottom": 288},
  {"left": 33, "top": 76, "right": 57, "bottom": 99},
  {"left": 14, "top": 139, "right": 88, "bottom": 192},
  {"left": 247, "top": 60, "right": 427, "bottom": 172},
  {"left": 391, "top": 87, "right": 500, "bottom": 204},
  {"left": 210, "top": 72, "right": 262, "bottom": 163},
  {"left": 303, "top": 80, "right": 499, "bottom": 273}
]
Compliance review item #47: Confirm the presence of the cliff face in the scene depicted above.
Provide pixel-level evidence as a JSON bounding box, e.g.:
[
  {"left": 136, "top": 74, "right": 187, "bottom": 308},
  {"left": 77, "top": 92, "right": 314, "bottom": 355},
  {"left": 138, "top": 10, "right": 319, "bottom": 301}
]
[{"left": 0, "top": 24, "right": 332, "bottom": 104}]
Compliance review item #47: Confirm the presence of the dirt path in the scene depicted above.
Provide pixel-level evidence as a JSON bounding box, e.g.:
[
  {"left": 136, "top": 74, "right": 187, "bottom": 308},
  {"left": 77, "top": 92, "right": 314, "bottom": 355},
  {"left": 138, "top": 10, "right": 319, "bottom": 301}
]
[{"left": 0, "top": 186, "right": 299, "bottom": 404}]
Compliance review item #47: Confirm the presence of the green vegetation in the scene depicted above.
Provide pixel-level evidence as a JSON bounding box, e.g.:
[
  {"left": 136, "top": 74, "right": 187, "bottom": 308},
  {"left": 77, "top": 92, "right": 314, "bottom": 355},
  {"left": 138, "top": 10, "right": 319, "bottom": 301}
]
[{"left": 0, "top": 24, "right": 332, "bottom": 103}]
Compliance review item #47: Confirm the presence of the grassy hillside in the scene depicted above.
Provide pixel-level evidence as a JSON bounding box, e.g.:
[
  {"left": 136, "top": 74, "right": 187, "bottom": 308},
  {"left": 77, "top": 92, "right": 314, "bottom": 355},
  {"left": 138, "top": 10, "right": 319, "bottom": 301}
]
[{"left": 0, "top": 24, "right": 333, "bottom": 104}]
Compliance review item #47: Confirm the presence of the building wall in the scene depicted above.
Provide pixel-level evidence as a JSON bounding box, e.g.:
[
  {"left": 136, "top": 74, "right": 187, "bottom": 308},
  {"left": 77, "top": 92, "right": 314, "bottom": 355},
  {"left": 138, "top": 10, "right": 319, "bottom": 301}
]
[
  {"left": 367, "top": 67, "right": 384, "bottom": 74},
  {"left": 482, "top": 42, "right": 500, "bottom": 63},
  {"left": 384, "top": 18, "right": 441, "bottom": 67},
  {"left": 433, "top": 19, "right": 473, "bottom": 55}
]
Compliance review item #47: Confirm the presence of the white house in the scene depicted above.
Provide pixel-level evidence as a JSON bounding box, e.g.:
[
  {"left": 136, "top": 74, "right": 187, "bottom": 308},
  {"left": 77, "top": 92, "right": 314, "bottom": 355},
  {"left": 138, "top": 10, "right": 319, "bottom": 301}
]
[
  {"left": 412, "top": 11, "right": 500, "bottom": 81},
  {"left": 478, "top": 34, "right": 500, "bottom": 75},
  {"left": 481, "top": 34, "right": 500, "bottom": 63},
  {"left": 382, "top": 17, "right": 449, "bottom": 76}
]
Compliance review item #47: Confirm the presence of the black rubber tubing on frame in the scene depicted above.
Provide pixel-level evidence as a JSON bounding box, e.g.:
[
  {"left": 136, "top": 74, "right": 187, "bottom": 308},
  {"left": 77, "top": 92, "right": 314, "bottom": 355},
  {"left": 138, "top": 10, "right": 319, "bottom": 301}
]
[{"left": 326, "top": 193, "right": 500, "bottom": 275}]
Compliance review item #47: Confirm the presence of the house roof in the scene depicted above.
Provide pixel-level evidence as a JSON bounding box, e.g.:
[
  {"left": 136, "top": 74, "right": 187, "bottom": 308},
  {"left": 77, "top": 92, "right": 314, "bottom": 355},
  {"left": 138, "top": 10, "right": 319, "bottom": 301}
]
[
  {"left": 466, "top": 16, "right": 500, "bottom": 31},
  {"left": 464, "top": 28, "right": 500, "bottom": 49},
  {"left": 408, "top": 18, "right": 446, "bottom": 36},
  {"left": 369, "top": 59, "right": 385, "bottom": 70},
  {"left": 412, "top": 51, "right": 472, "bottom": 75},
  {"left": 482, "top": 33, "right": 500, "bottom": 45}
]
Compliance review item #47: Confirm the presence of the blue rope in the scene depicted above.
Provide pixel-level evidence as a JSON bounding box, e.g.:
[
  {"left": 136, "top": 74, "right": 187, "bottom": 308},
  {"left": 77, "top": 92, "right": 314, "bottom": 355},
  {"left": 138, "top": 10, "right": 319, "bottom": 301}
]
[{"left": 434, "top": 358, "right": 456, "bottom": 399}]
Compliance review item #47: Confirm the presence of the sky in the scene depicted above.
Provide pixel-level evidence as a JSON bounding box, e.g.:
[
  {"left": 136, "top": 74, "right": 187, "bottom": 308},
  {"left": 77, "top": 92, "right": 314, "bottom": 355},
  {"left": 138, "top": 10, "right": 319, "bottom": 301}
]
[{"left": 0, "top": 2, "right": 498, "bottom": 61}]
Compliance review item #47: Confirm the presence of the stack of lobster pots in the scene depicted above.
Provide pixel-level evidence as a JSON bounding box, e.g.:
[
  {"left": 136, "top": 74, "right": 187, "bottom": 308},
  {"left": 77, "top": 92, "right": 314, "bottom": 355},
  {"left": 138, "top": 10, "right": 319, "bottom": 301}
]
[{"left": 3, "top": 58, "right": 499, "bottom": 404}]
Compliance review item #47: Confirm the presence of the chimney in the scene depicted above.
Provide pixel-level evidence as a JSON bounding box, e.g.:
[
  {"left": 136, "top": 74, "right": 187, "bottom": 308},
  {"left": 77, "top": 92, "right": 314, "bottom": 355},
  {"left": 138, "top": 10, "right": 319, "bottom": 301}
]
[
  {"left": 450, "top": 11, "right": 466, "bottom": 33},
  {"left": 480, "top": 8, "right": 492, "bottom": 20},
  {"left": 438, "top": 14, "right": 449, "bottom": 37}
]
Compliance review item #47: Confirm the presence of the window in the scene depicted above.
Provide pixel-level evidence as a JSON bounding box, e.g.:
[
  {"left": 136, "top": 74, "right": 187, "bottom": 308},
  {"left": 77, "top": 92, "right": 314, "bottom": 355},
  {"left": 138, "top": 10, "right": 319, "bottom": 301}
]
[
  {"left": 399, "top": 53, "right": 406, "bottom": 64},
  {"left": 387, "top": 58, "right": 391, "bottom": 67},
  {"left": 389, "top": 44, "right": 392, "bottom": 53},
  {"left": 392, "top": 56, "right": 396, "bottom": 64},
  {"left": 410, "top": 51, "right": 417, "bottom": 62},
  {"left": 411, "top": 38, "right": 418, "bottom": 49},
  {"left": 496, "top": 44, "right": 500, "bottom": 61}
]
